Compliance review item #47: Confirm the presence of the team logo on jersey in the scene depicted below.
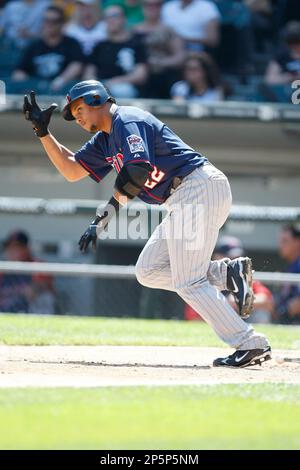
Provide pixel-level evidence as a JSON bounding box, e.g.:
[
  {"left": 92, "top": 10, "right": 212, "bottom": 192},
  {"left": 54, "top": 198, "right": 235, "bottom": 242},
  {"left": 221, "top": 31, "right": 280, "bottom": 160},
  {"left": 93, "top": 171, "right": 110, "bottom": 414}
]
[
  {"left": 105, "top": 153, "right": 124, "bottom": 173},
  {"left": 126, "top": 134, "right": 144, "bottom": 153}
]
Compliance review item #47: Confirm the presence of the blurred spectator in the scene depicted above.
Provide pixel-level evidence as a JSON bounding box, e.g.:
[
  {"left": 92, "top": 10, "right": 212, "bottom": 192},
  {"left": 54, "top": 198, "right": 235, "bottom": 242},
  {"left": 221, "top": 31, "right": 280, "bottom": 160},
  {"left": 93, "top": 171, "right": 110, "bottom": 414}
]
[
  {"left": 263, "top": 21, "right": 300, "bottom": 102},
  {"left": 65, "top": 0, "right": 107, "bottom": 56},
  {"left": 134, "top": 0, "right": 185, "bottom": 98},
  {"left": 0, "top": 0, "right": 50, "bottom": 49},
  {"left": 170, "top": 52, "right": 223, "bottom": 103},
  {"left": 265, "top": 21, "right": 300, "bottom": 85},
  {"left": 54, "top": 0, "right": 77, "bottom": 21},
  {"left": 184, "top": 235, "right": 274, "bottom": 323},
  {"left": 244, "top": 0, "right": 274, "bottom": 56},
  {"left": 213, "top": 0, "right": 254, "bottom": 75},
  {"left": 84, "top": 5, "right": 147, "bottom": 98},
  {"left": 275, "top": 224, "right": 300, "bottom": 324},
  {"left": 161, "top": 0, "right": 220, "bottom": 52},
  {"left": 0, "top": 0, "right": 17, "bottom": 10},
  {"left": 11, "top": 5, "right": 83, "bottom": 93},
  {"left": 276, "top": 0, "right": 300, "bottom": 28},
  {"left": 104, "top": 0, "right": 144, "bottom": 28},
  {"left": 0, "top": 231, "right": 56, "bottom": 314}
]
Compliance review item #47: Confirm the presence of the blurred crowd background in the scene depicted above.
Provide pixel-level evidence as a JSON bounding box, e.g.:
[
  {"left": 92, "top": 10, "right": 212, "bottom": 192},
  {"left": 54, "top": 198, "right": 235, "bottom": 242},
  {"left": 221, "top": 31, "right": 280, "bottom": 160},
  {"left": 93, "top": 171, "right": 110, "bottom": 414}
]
[
  {"left": 1, "top": 0, "right": 300, "bottom": 102},
  {"left": 1, "top": 224, "right": 300, "bottom": 324}
]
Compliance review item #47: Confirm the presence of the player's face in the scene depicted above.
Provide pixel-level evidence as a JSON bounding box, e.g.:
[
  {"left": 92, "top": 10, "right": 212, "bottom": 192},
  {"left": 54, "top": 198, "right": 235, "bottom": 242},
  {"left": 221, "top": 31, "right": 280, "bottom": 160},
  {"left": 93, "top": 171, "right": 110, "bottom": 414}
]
[{"left": 71, "top": 98, "right": 103, "bottom": 133}]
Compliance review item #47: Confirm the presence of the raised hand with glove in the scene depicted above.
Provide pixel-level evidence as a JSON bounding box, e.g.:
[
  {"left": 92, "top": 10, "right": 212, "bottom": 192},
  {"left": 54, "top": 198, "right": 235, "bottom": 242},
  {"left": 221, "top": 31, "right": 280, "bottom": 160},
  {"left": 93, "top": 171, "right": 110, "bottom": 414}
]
[{"left": 23, "top": 91, "right": 57, "bottom": 138}]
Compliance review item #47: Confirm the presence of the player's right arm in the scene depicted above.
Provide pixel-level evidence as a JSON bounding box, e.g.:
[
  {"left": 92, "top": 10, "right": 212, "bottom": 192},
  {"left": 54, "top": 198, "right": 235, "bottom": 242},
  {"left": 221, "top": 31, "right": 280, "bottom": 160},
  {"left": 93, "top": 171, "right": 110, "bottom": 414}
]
[{"left": 39, "top": 134, "right": 89, "bottom": 182}]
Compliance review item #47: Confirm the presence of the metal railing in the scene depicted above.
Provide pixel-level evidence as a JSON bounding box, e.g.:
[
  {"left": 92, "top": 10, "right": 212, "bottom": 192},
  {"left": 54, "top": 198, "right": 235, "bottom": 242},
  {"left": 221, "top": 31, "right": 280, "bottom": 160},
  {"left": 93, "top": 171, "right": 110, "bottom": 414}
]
[{"left": 0, "top": 260, "right": 299, "bottom": 285}]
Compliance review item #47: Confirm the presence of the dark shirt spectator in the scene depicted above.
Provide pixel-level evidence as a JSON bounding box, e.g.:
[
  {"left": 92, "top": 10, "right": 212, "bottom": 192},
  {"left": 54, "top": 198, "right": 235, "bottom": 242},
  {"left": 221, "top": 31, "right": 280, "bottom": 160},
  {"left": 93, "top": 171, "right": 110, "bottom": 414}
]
[
  {"left": 0, "top": 1, "right": 11, "bottom": 8},
  {"left": 265, "top": 21, "right": 300, "bottom": 85},
  {"left": 85, "top": 5, "right": 147, "bottom": 98},
  {"left": 171, "top": 52, "right": 223, "bottom": 102},
  {"left": 213, "top": 0, "right": 254, "bottom": 75},
  {"left": 244, "top": 0, "right": 274, "bottom": 55},
  {"left": 276, "top": 224, "right": 300, "bottom": 324},
  {"left": 277, "top": 0, "right": 300, "bottom": 27},
  {"left": 0, "top": 231, "right": 56, "bottom": 314},
  {"left": 12, "top": 5, "right": 83, "bottom": 93},
  {"left": 134, "top": 0, "right": 185, "bottom": 98},
  {"left": 0, "top": 0, "right": 50, "bottom": 49}
]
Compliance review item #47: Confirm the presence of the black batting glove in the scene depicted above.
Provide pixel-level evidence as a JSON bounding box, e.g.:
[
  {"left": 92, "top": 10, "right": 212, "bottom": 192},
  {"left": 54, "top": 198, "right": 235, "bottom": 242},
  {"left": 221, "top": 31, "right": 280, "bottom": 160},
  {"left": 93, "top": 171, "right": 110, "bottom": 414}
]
[
  {"left": 23, "top": 91, "right": 57, "bottom": 138},
  {"left": 79, "top": 197, "right": 121, "bottom": 253},
  {"left": 78, "top": 213, "right": 109, "bottom": 253}
]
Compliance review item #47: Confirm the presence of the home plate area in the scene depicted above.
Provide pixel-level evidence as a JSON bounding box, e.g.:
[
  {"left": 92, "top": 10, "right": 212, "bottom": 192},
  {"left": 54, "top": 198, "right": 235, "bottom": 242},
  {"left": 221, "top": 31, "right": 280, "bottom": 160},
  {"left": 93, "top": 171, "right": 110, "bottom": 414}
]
[{"left": 1, "top": 345, "right": 300, "bottom": 388}]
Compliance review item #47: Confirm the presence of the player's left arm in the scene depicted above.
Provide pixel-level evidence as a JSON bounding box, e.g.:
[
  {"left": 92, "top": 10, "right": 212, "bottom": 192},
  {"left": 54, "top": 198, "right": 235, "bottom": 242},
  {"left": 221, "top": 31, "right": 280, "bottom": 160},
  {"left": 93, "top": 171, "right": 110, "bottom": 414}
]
[{"left": 78, "top": 162, "right": 152, "bottom": 252}]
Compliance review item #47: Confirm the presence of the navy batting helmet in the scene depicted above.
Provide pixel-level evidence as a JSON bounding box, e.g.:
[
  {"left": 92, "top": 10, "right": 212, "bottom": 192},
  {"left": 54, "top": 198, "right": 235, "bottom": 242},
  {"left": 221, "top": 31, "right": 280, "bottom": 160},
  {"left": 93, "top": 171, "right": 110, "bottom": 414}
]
[{"left": 62, "top": 80, "right": 116, "bottom": 121}]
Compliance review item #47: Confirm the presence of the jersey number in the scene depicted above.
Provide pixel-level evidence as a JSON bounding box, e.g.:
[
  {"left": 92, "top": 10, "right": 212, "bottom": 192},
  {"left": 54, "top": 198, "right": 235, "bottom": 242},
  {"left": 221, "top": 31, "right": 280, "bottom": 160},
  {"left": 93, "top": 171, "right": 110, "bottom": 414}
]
[{"left": 144, "top": 166, "right": 165, "bottom": 189}]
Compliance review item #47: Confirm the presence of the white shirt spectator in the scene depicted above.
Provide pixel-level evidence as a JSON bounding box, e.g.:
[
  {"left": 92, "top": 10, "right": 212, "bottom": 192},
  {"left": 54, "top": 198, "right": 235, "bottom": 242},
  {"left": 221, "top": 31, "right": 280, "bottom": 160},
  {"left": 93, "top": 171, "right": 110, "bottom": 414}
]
[
  {"left": 170, "top": 80, "right": 223, "bottom": 102},
  {"left": 65, "top": 21, "right": 107, "bottom": 56},
  {"left": 161, "top": 0, "right": 220, "bottom": 42},
  {"left": 0, "top": 0, "right": 50, "bottom": 48}
]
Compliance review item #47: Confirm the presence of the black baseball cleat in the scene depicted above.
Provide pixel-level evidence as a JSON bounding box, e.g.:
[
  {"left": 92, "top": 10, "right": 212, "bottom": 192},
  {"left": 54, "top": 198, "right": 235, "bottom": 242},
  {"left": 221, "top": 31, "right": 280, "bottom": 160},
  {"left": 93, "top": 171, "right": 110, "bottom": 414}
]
[
  {"left": 226, "top": 257, "right": 254, "bottom": 319},
  {"left": 213, "top": 347, "right": 272, "bottom": 368}
]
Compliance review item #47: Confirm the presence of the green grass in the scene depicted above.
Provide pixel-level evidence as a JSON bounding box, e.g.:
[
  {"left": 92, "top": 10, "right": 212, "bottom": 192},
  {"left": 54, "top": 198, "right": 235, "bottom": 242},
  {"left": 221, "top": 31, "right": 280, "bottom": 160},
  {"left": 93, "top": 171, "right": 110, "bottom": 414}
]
[
  {"left": 1, "top": 384, "right": 300, "bottom": 449},
  {"left": 1, "top": 314, "right": 299, "bottom": 449},
  {"left": 0, "top": 313, "right": 299, "bottom": 349}
]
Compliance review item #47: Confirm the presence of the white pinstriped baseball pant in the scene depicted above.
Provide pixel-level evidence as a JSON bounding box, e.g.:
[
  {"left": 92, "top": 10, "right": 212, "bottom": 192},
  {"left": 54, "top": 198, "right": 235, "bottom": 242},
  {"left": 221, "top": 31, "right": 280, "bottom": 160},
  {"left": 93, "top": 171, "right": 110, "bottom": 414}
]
[{"left": 136, "top": 163, "right": 269, "bottom": 350}]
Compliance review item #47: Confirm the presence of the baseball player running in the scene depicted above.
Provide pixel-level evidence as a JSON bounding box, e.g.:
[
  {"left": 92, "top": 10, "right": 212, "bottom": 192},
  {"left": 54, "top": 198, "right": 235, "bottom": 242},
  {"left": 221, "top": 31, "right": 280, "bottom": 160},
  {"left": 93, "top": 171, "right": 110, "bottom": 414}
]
[{"left": 23, "top": 80, "right": 271, "bottom": 367}]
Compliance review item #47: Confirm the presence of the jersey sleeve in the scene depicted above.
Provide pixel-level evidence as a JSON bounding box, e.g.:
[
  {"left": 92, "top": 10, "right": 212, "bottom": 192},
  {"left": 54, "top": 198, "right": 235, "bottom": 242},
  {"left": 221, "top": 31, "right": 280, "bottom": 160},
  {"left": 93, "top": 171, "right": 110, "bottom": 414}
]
[
  {"left": 113, "top": 119, "right": 155, "bottom": 168},
  {"left": 74, "top": 133, "right": 113, "bottom": 182}
]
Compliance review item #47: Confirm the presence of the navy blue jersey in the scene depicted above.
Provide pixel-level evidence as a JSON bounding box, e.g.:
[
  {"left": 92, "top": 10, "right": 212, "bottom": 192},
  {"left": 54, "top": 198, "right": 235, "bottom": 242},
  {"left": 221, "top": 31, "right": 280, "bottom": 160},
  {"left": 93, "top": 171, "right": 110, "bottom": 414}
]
[{"left": 74, "top": 105, "right": 208, "bottom": 204}]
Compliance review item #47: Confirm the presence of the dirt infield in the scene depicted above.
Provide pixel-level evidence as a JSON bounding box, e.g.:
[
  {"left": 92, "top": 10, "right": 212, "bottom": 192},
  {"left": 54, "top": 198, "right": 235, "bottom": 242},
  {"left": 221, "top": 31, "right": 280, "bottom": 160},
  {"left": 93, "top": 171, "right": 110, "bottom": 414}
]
[{"left": 0, "top": 345, "right": 300, "bottom": 387}]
